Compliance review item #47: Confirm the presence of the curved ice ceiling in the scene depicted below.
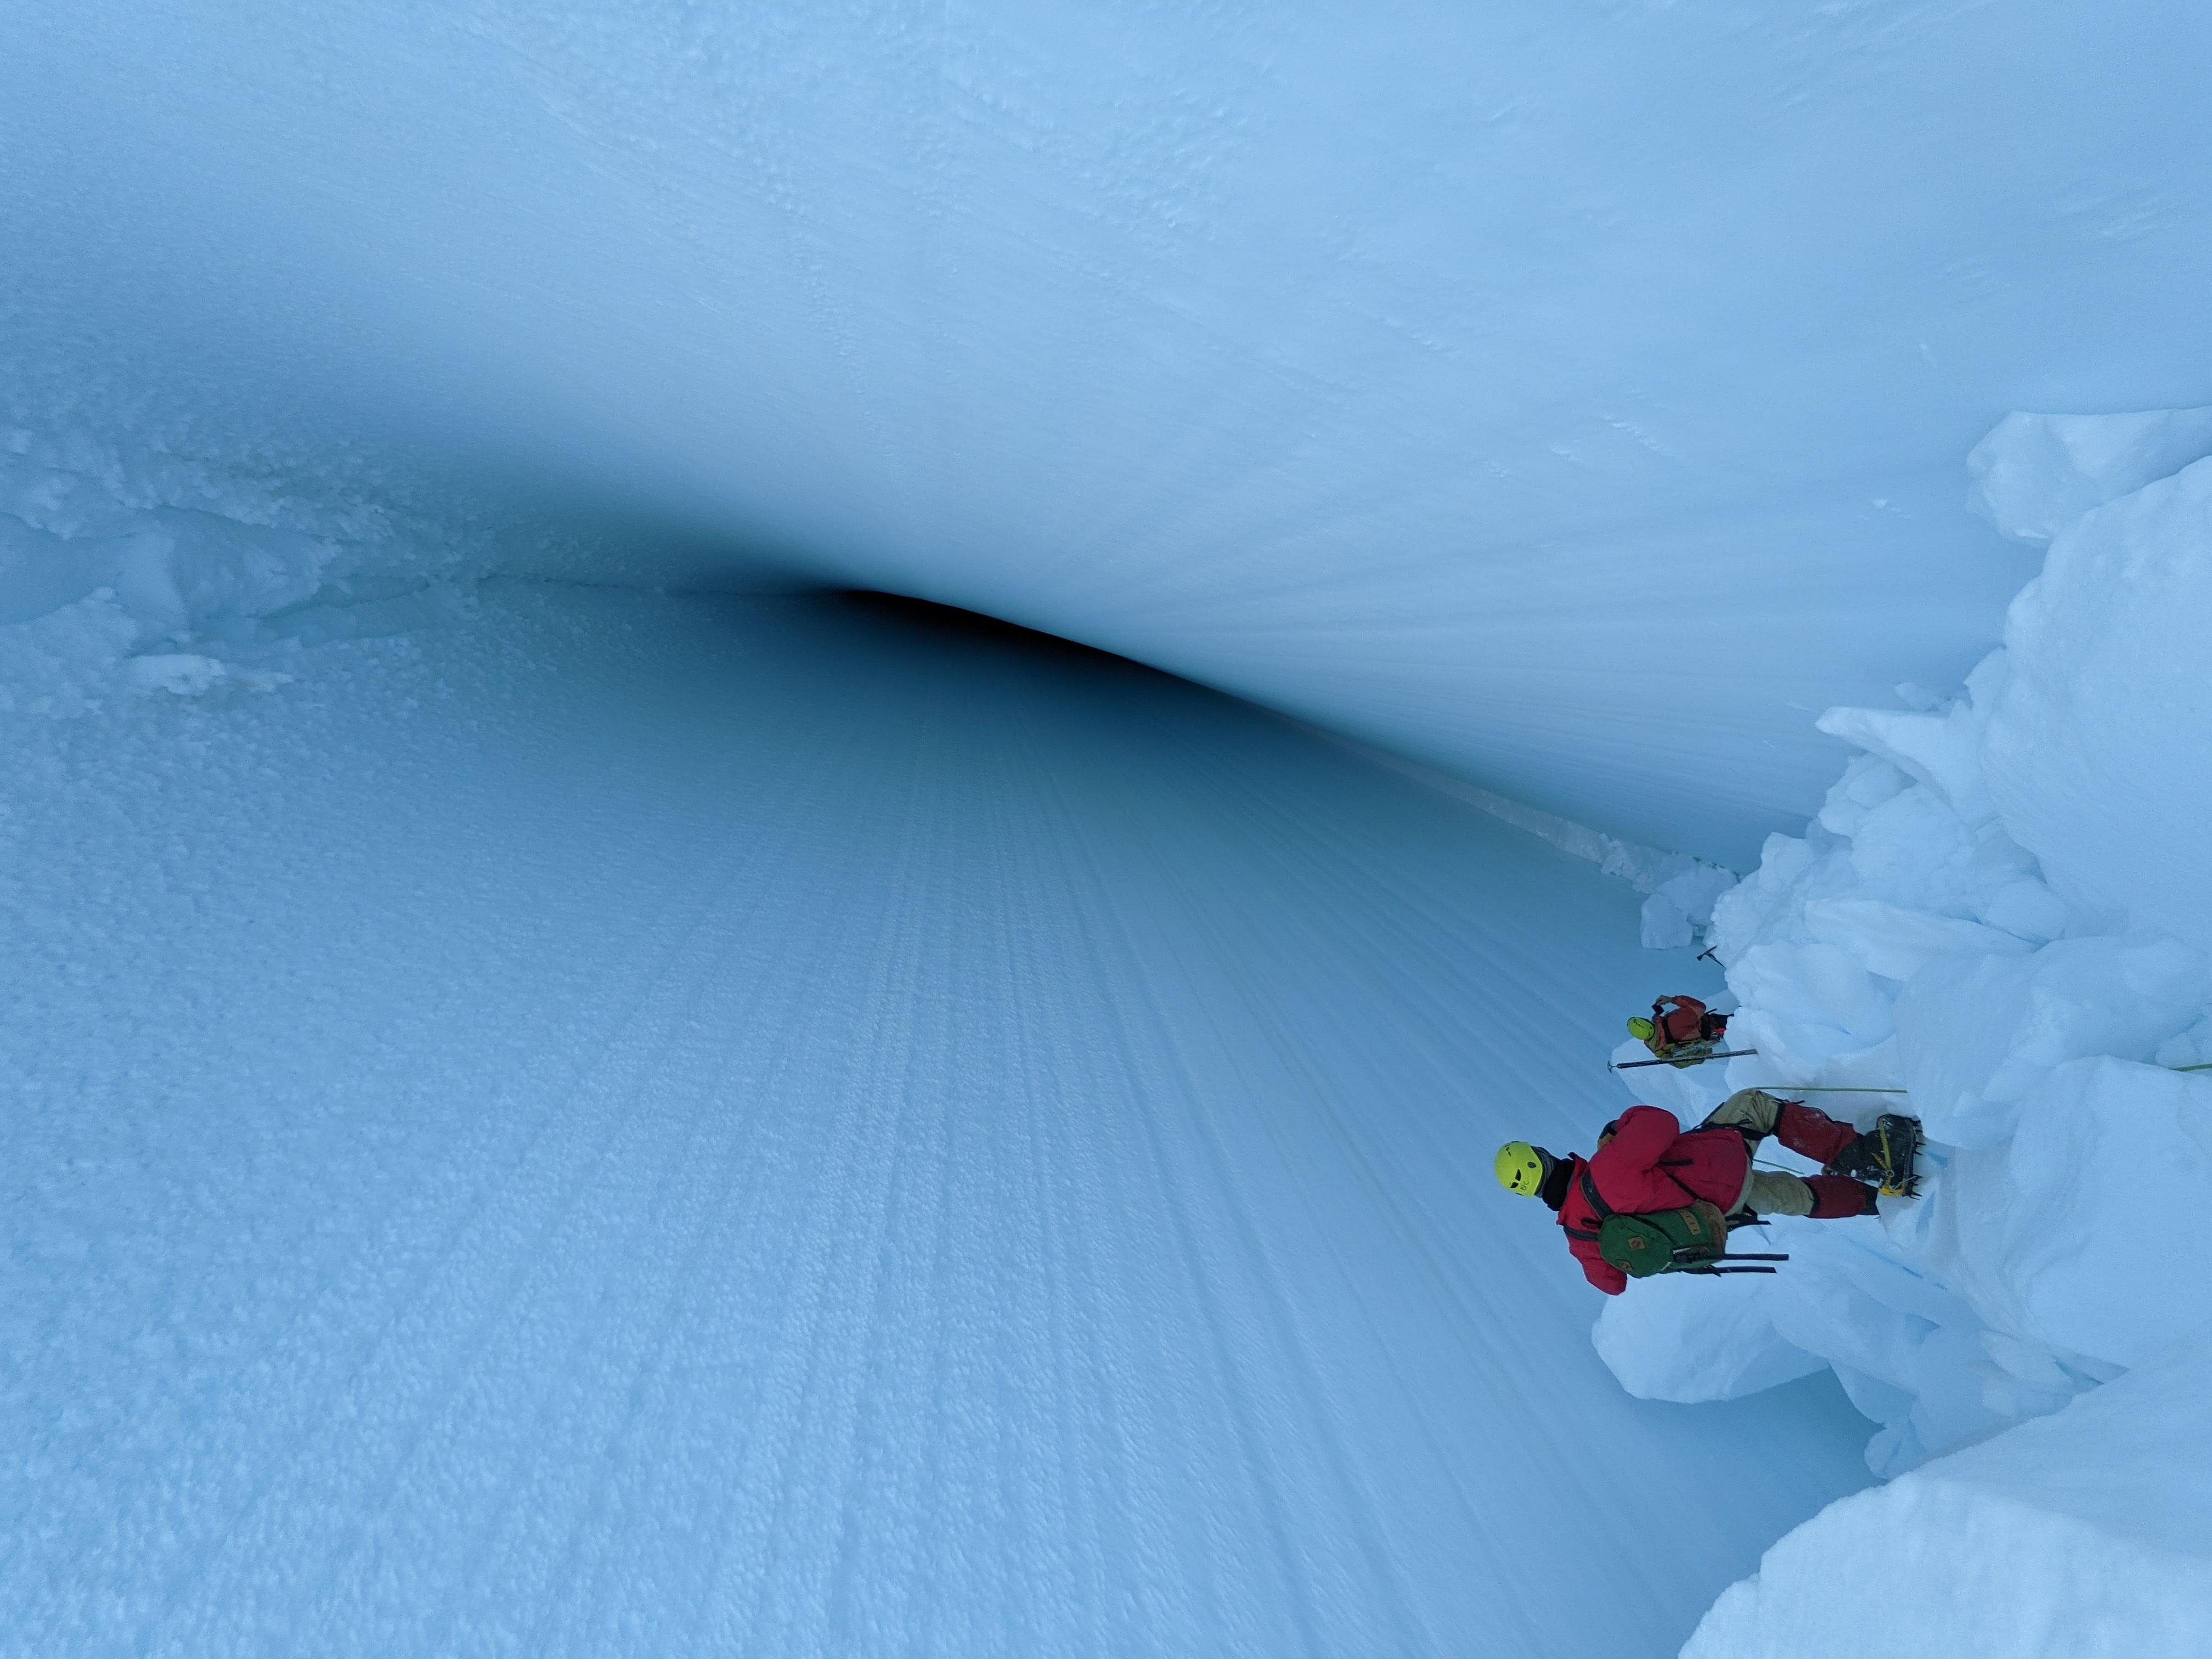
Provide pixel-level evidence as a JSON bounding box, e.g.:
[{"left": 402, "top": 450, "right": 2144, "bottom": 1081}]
[{"left": 5, "top": 3, "right": 2210, "bottom": 862}]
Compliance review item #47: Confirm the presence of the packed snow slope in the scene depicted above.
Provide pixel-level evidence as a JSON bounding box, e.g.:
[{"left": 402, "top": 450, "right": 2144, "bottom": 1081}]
[
  {"left": 12, "top": 4, "right": 2212, "bottom": 860},
  {"left": 0, "top": 585, "right": 1871, "bottom": 1657}
]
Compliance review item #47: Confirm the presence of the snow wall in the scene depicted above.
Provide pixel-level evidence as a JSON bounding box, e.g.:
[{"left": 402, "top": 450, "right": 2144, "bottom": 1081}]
[
  {"left": 1603, "top": 412, "right": 2212, "bottom": 1656},
  {"left": 10, "top": 3, "right": 2212, "bottom": 862}
]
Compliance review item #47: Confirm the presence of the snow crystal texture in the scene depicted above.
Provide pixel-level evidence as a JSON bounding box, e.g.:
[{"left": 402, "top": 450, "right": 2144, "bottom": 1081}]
[
  {"left": 6, "top": 4, "right": 2212, "bottom": 1655},
  {"left": 0, "top": 587, "right": 1871, "bottom": 1657},
  {"left": 13, "top": 4, "right": 2212, "bottom": 859},
  {"left": 1613, "top": 413, "right": 2212, "bottom": 1654}
]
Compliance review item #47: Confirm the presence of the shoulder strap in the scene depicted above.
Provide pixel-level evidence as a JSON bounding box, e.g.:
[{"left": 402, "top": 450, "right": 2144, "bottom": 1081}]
[
  {"left": 1559, "top": 1164, "right": 1608, "bottom": 1242},
  {"left": 1578, "top": 1166, "right": 1612, "bottom": 1221}
]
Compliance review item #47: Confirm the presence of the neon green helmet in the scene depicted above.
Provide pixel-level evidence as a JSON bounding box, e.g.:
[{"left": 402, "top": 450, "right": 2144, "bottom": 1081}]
[
  {"left": 1627, "top": 1016, "right": 1657, "bottom": 1042},
  {"left": 1496, "top": 1141, "right": 1550, "bottom": 1198}
]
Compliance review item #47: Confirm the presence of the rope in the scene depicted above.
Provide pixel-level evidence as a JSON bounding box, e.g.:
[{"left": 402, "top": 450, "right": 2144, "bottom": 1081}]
[{"left": 1755, "top": 1061, "right": 2212, "bottom": 1092}]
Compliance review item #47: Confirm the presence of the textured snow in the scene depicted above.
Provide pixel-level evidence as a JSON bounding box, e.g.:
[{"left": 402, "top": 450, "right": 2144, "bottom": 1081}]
[
  {"left": 0, "top": 583, "right": 1872, "bottom": 1656},
  {"left": 1684, "top": 1322, "right": 2212, "bottom": 1659},
  {"left": 5, "top": 5, "right": 2212, "bottom": 1654},
  {"left": 1967, "top": 407, "right": 2212, "bottom": 544},
  {"left": 1604, "top": 413, "right": 2212, "bottom": 1653},
  {"left": 1638, "top": 862, "right": 1740, "bottom": 953},
  {"left": 1984, "top": 456, "right": 2212, "bottom": 954},
  {"left": 14, "top": 5, "right": 2212, "bottom": 860},
  {"left": 0, "top": 433, "right": 482, "bottom": 716}
]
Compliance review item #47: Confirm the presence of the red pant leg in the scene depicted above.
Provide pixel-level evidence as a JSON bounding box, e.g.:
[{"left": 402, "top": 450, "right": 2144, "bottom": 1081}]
[{"left": 1776, "top": 1101, "right": 1858, "bottom": 1166}]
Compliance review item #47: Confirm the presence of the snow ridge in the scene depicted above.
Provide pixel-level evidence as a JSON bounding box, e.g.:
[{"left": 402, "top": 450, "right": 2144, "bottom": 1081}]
[{"left": 1618, "top": 414, "right": 2212, "bottom": 1655}]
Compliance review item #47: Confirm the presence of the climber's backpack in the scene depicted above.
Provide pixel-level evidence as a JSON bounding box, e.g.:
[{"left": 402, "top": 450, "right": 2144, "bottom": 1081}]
[
  {"left": 1645, "top": 995, "right": 1728, "bottom": 1053},
  {"left": 1567, "top": 1168, "right": 1731, "bottom": 1278}
]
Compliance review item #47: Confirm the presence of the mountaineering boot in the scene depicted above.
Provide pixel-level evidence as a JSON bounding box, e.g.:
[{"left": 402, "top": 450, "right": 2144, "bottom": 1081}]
[{"left": 1824, "top": 1113, "right": 1923, "bottom": 1198}]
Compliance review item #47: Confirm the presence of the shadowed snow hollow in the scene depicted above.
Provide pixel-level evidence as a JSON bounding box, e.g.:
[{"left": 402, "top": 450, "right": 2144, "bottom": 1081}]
[{"left": 10, "top": 5, "right": 2212, "bottom": 857}]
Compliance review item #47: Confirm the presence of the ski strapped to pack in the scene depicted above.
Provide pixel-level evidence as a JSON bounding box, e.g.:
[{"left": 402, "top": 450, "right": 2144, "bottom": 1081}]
[{"left": 1610, "top": 1048, "right": 1757, "bottom": 1071}]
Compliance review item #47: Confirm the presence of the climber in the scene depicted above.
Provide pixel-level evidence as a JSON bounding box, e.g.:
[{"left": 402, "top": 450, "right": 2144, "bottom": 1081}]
[
  {"left": 1627, "top": 994, "right": 1729, "bottom": 1064},
  {"left": 1494, "top": 1092, "right": 1921, "bottom": 1295}
]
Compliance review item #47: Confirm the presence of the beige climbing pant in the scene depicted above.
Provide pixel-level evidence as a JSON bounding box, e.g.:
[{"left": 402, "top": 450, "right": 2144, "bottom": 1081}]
[{"left": 1701, "top": 1088, "right": 1817, "bottom": 1218}]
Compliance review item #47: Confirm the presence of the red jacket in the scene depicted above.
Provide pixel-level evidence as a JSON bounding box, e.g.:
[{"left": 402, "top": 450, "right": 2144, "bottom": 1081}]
[{"left": 1556, "top": 1104, "right": 1751, "bottom": 1294}]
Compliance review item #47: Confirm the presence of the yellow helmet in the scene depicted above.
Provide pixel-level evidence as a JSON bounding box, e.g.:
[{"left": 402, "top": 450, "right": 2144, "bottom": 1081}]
[
  {"left": 1495, "top": 1141, "right": 1549, "bottom": 1198},
  {"left": 1627, "top": 1016, "right": 1657, "bottom": 1042}
]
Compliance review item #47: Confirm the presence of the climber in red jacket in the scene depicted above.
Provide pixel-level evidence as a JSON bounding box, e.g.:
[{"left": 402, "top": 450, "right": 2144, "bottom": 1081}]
[
  {"left": 1495, "top": 1091, "right": 1900, "bottom": 1294},
  {"left": 1627, "top": 994, "right": 1730, "bottom": 1063}
]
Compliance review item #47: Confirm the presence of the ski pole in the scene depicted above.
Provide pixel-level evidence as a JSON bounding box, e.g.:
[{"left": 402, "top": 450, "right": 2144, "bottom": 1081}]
[{"left": 1610, "top": 1048, "right": 1758, "bottom": 1071}]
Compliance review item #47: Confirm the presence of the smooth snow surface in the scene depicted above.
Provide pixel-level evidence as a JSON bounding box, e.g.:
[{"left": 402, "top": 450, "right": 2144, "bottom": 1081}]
[
  {"left": 1, "top": 586, "right": 1870, "bottom": 1657},
  {"left": 14, "top": 5, "right": 2212, "bottom": 857}
]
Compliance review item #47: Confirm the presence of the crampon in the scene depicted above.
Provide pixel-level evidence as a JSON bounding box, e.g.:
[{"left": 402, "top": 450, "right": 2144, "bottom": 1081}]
[{"left": 1827, "top": 1113, "right": 1924, "bottom": 1198}]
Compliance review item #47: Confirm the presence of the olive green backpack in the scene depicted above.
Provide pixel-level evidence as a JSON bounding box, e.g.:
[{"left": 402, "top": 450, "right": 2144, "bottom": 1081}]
[{"left": 1567, "top": 1169, "right": 1781, "bottom": 1278}]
